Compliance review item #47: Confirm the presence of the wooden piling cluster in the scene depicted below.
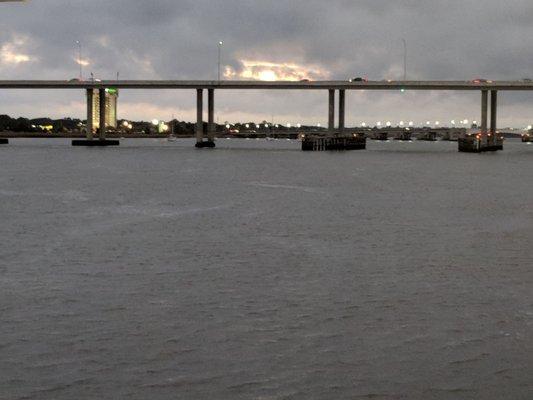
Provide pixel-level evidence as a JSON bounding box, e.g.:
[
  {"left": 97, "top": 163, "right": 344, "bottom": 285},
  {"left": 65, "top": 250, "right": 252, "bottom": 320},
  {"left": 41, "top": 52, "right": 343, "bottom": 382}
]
[{"left": 301, "top": 133, "right": 366, "bottom": 151}]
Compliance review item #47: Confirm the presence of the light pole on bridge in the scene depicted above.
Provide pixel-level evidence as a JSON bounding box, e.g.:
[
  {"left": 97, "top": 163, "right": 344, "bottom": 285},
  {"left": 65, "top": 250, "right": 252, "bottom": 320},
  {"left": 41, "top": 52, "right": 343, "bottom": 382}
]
[
  {"left": 218, "top": 41, "right": 223, "bottom": 81},
  {"left": 401, "top": 38, "right": 407, "bottom": 81},
  {"left": 75, "top": 40, "right": 82, "bottom": 80}
]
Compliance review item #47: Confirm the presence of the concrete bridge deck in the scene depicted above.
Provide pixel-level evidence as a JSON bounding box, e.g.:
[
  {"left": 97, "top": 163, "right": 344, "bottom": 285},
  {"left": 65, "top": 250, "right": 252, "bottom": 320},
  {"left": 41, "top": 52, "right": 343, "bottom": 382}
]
[{"left": 1, "top": 80, "right": 533, "bottom": 91}]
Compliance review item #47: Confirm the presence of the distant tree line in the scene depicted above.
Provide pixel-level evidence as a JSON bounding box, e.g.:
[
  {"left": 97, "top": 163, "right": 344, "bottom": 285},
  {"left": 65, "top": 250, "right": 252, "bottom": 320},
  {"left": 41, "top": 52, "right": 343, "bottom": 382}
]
[
  {"left": 0, "top": 115, "right": 82, "bottom": 133},
  {"left": 0, "top": 114, "right": 325, "bottom": 135}
]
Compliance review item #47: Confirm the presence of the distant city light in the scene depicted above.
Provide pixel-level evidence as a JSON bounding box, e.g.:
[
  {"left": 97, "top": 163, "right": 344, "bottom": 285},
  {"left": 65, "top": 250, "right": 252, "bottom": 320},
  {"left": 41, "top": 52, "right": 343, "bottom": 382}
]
[
  {"left": 151, "top": 119, "right": 159, "bottom": 126},
  {"left": 435, "top": 121, "right": 440, "bottom": 125},
  {"left": 297, "top": 123, "right": 301, "bottom": 128},
  {"left": 226, "top": 124, "right": 230, "bottom": 129},
  {"left": 408, "top": 121, "right": 414, "bottom": 126},
  {"left": 317, "top": 123, "right": 321, "bottom": 127},
  {"left": 451, "top": 120, "right": 456, "bottom": 125},
  {"left": 426, "top": 121, "right": 431, "bottom": 126},
  {"left": 287, "top": 123, "right": 292, "bottom": 128},
  {"left": 386, "top": 121, "right": 391, "bottom": 127},
  {"left": 528, "top": 125, "right": 532, "bottom": 130},
  {"left": 245, "top": 123, "right": 250, "bottom": 128},
  {"left": 377, "top": 121, "right": 382, "bottom": 127},
  {"left": 362, "top": 122, "right": 366, "bottom": 127},
  {"left": 399, "top": 121, "right": 404, "bottom": 126}
]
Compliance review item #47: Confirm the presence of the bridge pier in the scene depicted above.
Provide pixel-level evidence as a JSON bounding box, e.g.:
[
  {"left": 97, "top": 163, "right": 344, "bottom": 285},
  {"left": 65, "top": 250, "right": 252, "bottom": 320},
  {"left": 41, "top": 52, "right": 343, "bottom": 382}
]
[
  {"left": 490, "top": 90, "right": 498, "bottom": 146},
  {"left": 459, "top": 89, "right": 502, "bottom": 152},
  {"left": 338, "top": 89, "right": 345, "bottom": 134},
  {"left": 195, "top": 88, "right": 215, "bottom": 148},
  {"left": 207, "top": 88, "right": 216, "bottom": 143},
  {"left": 72, "top": 88, "right": 119, "bottom": 146},
  {"left": 86, "top": 88, "right": 94, "bottom": 140},
  {"left": 328, "top": 89, "right": 335, "bottom": 133},
  {"left": 481, "top": 90, "right": 488, "bottom": 145}
]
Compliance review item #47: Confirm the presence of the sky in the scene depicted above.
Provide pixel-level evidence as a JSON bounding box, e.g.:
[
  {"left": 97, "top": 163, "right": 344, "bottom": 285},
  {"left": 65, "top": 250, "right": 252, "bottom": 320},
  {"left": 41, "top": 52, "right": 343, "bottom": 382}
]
[{"left": 2, "top": 0, "right": 533, "bottom": 127}]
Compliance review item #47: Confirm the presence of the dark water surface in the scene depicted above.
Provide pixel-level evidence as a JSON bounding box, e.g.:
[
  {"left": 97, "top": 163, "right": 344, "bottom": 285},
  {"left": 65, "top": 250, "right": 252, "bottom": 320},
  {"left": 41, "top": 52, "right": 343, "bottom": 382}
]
[{"left": 1, "top": 138, "right": 532, "bottom": 399}]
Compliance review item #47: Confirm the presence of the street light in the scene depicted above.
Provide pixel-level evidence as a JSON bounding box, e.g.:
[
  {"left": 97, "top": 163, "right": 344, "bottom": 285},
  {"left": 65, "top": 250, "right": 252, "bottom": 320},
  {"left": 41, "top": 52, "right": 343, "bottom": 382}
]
[
  {"left": 217, "top": 41, "right": 223, "bottom": 81},
  {"left": 401, "top": 38, "right": 407, "bottom": 80},
  {"left": 75, "top": 40, "right": 82, "bottom": 80}
]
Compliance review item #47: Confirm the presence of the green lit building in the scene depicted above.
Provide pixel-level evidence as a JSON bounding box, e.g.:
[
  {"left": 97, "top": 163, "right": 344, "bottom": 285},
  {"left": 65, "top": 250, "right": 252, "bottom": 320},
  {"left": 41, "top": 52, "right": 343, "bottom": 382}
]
[{"left": 88, "top": 88, "right": 118, "bottom": 130}]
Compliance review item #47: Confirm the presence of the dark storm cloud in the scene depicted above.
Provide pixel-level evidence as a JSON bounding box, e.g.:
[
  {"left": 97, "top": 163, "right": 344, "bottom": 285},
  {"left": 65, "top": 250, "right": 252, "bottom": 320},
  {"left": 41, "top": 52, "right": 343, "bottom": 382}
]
[{"left": 2, "top": 0, "right": 533, "bottom": 126}]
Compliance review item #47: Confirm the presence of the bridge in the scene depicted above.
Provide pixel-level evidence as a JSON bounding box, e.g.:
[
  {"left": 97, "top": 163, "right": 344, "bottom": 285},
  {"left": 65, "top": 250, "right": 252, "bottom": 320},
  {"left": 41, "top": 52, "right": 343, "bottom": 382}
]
[{"left": 1, "top": 80, "right": 531, "bottom": 150}]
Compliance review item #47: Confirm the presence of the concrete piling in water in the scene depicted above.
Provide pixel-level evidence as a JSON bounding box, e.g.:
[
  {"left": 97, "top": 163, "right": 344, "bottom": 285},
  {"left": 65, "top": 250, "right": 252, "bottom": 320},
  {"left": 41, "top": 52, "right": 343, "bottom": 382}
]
[
  {"left": 458, "top": 89, "right": 502, "bottom": 152},
  {"left": 338, "top": 90, "right": 345, "bottom": 134},
  {"left": 86, "top": 89, "right": 93, "bottom": 140},
  {"left": 328, "top": 89, "right": 335, "bottom": 134},
  {"left": 207, "top": 88, "right": 216, "bottom": 145},
  {"left": 195, "top": 88, "right": 215, "bottom": 148}
]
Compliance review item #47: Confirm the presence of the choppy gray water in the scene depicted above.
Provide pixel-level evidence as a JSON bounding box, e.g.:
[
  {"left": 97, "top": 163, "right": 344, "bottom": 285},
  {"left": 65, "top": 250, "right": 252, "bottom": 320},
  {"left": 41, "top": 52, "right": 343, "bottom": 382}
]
[{"left": 1, "top": 138, "right": 532, "bottom": 399}]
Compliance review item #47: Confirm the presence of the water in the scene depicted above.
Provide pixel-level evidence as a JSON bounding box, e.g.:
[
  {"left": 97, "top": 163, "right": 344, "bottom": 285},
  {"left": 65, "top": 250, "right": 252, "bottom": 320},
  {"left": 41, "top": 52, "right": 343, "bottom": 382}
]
[{"left": 1, "top": 138, "right": 532, "bottom": 399}]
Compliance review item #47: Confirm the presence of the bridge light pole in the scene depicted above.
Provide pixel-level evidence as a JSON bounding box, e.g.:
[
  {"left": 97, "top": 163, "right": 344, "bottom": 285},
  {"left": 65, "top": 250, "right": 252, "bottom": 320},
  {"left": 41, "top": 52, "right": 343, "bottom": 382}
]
[
  {"left": 75, "top": 40, "right": 82, "bottom": 80},
  {"left": 401, "top": 38, "right": 407, "bottom": 81},
  {"left": 217, "top": 41, "right": 223, "bottom": 81}
]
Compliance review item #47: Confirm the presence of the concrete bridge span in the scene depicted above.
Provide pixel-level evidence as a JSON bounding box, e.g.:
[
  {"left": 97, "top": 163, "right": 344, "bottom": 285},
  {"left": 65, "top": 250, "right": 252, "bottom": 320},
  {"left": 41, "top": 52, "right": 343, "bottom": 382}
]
[{"left": 0, "top": 79, "right": 529, "bottom": 150}]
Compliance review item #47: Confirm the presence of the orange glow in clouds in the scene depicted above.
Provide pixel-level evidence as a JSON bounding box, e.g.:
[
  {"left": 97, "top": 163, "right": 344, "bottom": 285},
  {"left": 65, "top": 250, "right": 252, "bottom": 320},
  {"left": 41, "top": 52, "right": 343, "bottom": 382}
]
[{"left": 225, "top": 60, "right": 330, "bottom": 81}]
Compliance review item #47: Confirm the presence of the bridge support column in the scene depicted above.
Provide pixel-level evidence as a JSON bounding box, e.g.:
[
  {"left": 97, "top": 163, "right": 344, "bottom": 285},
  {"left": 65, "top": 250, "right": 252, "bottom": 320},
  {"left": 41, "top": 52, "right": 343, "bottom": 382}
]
[
  {"left": 72, "top": 88, "right": 119, "bottom": 146},
  {"left": 195, "top": 88, "right": 204, "bottom": 145},
  {"left": 338, "top": 89, "right": 345, "bottom": 134},
  {"left": 490, "top": 90, "right": 497, "bottom": 144},
  {"left": 86, "top": 89, "right": 93, "bottom": 140},
  {"left": 207, "top": 88, "right": 216, "bottom": 144},
  {"left": 328, "top": 89, "right": 335, "bottom": 133},
  {"left": 481, "top": 90, "right": 488, "bottom": 145},
  {"left": 458, "top": 89, "right": 502, "bottom": 152},
  {"left": 98, "top": 88, "right": 106, "bottom": 140},
  {"left": 194, "top": 88, "right": 214, "bottom": 148}
]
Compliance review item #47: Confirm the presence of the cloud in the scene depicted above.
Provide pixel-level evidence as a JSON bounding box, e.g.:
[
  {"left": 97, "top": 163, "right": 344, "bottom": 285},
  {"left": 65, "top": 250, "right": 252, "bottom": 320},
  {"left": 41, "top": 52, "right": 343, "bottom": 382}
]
[
  {"left": 225, "top": 60, "right": 330, "bottom": 81},
  {"left": 0, "top": 35, "right": 32, "bottom": 65}
]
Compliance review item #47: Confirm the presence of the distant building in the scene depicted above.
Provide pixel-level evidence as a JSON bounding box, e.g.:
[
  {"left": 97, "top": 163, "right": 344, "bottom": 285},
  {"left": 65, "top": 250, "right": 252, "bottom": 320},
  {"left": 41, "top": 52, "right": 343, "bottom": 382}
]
[{"left": 88, "top": 88, "right": 118, "bottom": 130}]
